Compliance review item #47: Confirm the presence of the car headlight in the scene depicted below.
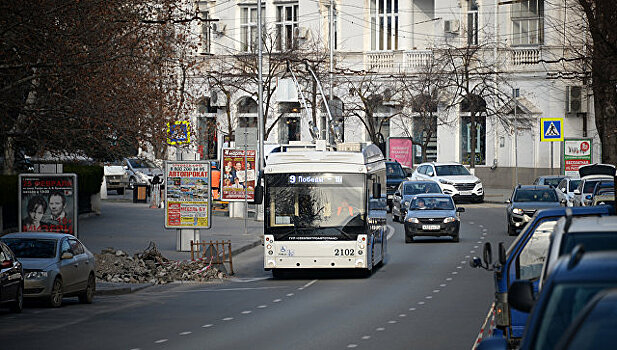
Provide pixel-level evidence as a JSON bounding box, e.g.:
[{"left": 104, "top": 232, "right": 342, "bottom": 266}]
[
  {"left": 474, "top": 180, "right": 482, "bottom": 185},
  {"left": 512, "top": 208, "right": 524, "bottom": 215},
  {"left": 26, "top": 271, "right": 48, "bottom": 279},
  {"left": 443, "top": 217, "right": 457, "bottom": 224},
  {"left": 439, "top": 179, "right": 453, "bottom": 185},
  {"left": 407, "top": 217, "right": 419, "bottom": 224}
]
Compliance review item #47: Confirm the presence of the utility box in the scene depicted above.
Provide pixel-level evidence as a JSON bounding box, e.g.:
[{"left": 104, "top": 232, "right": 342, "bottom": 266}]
[{"left": 133, "top": 184, "right": 149, "bottom": 203}]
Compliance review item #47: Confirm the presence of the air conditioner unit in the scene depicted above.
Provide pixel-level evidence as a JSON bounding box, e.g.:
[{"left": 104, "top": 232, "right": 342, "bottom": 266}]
[
  {"left": 444, "top": 19, "right": 460, "bottom": 34},
  {"left": 566, "top": 86, "right": 586, "bottom": 114}
]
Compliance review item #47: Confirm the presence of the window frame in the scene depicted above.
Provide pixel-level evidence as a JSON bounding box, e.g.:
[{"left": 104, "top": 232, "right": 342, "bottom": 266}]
[
  {"left": 510, "top": 0, "right": 544, "bottom": 46},
  {"left": 275, "top": 3, "right": 299, "bottom": 51},
  {"left": 370, "top": 0, "right": 399, "bottom": 51}
]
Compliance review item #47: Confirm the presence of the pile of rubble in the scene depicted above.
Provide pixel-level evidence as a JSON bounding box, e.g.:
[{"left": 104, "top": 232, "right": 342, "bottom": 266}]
[{"left": 95, "top": 242, "right": 225, "bottom": 284}]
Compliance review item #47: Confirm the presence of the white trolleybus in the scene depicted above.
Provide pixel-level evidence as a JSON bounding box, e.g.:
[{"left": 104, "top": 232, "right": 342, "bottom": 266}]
[{"left": 261, "top": 142, "right": 387, "bottom": 278}]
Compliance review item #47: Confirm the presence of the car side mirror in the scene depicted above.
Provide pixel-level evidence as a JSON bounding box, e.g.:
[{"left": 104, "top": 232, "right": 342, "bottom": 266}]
[
  {"left": 1, "top": 260, "right": 14, "bottom": 269},
  {"left": 498, "top": 242, "right": 507, "bottom": 266},
  {"left": 61, "top": 252, "right": 74, "bottom": 260},
  {"left": 456, "top": 207, "right": 466, "bottom": 213},
  {"left": 574, "top": 189, "right": 581, "bottom": 195},
  {"left": 508, "top": 280, "right": 536, "bottom": 313},
  {"left": 483, "top": 242, "right": 493, "bottom": 266}
]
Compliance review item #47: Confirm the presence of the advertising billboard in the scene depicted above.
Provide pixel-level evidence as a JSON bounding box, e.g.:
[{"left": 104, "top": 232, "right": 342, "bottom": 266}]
[
  {"left": 564, "top": 138, "right": 592, "bottom": 177},
  {"left": 19, "top": 174, "right": 78, "bottom": 236},
  {"left": 388, "top": 137, "right": 413, "bottom": 169},
  {"left": 221, "top": 149, "right": 256, "bottom": 202},
  {"left": 164, "top": 161, "right": 211, "bottom": 229}
]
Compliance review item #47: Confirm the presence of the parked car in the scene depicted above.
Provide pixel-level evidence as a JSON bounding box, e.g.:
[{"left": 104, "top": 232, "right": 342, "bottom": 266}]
[
  {"left": 479, "top": 250, "right": 617, "bottom": 350},
  {"left": 506, "top": 185, "right": 565, "bottom": 236},
  {"left": 385, "top": 160, "right": 408, "bottom": 212},
  {"left": 555, "top": 288, "right": 617, "bottom": 349},
  {"left": 0, "top": 241, "right": 24, "bottom": 313},
  {"left": 539, "top": 215, "right": 617, "bottom": 290},
  {"left": 403, "top": 194, "right": 465, "bottom": 243},
  {"left": 104, "top": 162, "right": 128, "bottom": 195},
  {"left": 471, "top": 205, "right": 612, "bottom": 345},
  {"left": 411, "top": 162, "right": 483, "bottom": 202},
  {"left": 391, "top": 180, "right": 442, "bottom": 222},
  {"left": 557, "top": 177, "right": 582, "bottom": 207},
  {"left": 572, "top": 163, "right": 615, "bottom": 206},
  {"left": 123, "top": 157, "right": 163, "bottom": 189},
  {"left": 532, "top": 175, "right": 566, "bottom": 187},
  {"left": 1, "top": 233, "right": 96, "bottom": 307},
  {"left": 589, "top": 180, "right": 615, "bottom": 206}
]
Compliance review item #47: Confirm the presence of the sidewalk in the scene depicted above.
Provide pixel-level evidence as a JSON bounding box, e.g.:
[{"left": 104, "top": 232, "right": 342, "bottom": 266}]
[{"left": 81, "top": 191, "right": 263, "bottom": 295}]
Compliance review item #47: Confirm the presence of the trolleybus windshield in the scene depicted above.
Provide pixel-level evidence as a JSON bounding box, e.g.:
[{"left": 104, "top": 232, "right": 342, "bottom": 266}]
[{"left": 266, "top": 173, "right": 366, "bottom": 239}]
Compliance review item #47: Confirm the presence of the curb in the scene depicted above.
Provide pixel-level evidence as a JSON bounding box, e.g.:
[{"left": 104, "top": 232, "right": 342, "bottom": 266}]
[
  {"left": 231, "top": 239, "right": 262, "bottom": 256},
  {"left": 95, "top": 282, "right": 154, "bottom": 296}
]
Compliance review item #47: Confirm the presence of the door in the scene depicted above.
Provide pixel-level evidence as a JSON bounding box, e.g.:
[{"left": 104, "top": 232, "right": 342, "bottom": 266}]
[
  {"left": 68, "top": 238, "right": 89, "bottom": 290},
  {"left": 58, "top": 238, "right": 81, "bottom": 293}
]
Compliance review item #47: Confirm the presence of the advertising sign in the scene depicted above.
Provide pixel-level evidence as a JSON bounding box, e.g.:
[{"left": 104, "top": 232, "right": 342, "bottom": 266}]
[
  {"left": 19, "top": 174, "right": 78, "bottom": 236},
  {"left": 540, "top": 117, "right": 564, "bottom": 142},
  {"left": 388, "top": 137, "right": 414, "bottom": 168},
  {"left": 164, "top": 161, "right": 211, "bottom": 229},
  {"left": 167, "top": 120, "right": 191, "bottom": 145},
  {"left": 564, "top": 138, "right": 592, "bottom": 177},
  {"left": 221, "top": 149, "right": 256, "bottom": 202}
]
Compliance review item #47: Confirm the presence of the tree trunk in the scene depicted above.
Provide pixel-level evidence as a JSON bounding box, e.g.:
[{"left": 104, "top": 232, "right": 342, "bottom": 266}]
[
  {"left": 422, "top": 129, "right": 433, "bottom": 163},
  {"left": 591, "top": 49, "right": 617, "bottom": 165}
]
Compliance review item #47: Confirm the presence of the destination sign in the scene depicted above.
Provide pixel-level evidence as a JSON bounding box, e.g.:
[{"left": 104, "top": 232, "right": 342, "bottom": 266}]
[{"left": 288, "top": 174, "right": 343, "bottom": 185}]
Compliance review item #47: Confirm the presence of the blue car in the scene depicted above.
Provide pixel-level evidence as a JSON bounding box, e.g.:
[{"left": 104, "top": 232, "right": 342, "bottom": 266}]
[
  {"left": 479, "top": 250, "right": 617, "bottom": 350},
  {"left": 471, "top": 205, "right": 612, "bottom": 346}
]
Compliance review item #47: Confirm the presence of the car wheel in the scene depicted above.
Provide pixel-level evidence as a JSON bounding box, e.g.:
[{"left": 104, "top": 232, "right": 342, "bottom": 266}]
[
  {"left": 405, "top": 235, "right": 413, "bottom": 243},
  {"left": 49, "top": 277, "right": 63, "bottom": 308},
  {"left": 272, "top": 269, "right": 285, "bottom": 279},
  {"left": 10, "top": 284, "right": 24, "bottom": 313},
  {"left": 79, "top": 274, "right": 96, "bottom": 304},
  {"left": 452, "top": 234, "right": 460, "bottom": 243},
  {"left": 116, "top": 187, "right": 125, "bottom": 195}
]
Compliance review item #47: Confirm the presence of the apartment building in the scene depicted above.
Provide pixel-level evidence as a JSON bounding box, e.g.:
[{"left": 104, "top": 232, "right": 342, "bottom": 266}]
[{"left": 192, "top": 0, "right": 598, "bottom": 187}]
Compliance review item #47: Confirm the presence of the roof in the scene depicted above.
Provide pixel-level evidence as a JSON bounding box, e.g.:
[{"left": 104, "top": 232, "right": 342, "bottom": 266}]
[
  {"left": 536, "top": 175, "right": 567, "bottom": 179},
  {"left": 535, "top": 205, "right": 612, "bottom": 219},
  {"left": 516, "top": 185, "right": 554, "bottom": 190},
  {"left": 417, "top": 162, "right": 464, "bottom": 167},
  {"left": 411, "top": 193, "right": 451, "bottom": 199},
  {"left": 566, "top": 216, "right": 617, "bottom": 234},
  {"left": 402, "top": 179, "right": 439, "bottom": 185},
  {"left": 1, "top": 232, "right": 72, "bottom": 240},
  {"left": 550, "top": 252, "right": 617, "bottom": 283}
]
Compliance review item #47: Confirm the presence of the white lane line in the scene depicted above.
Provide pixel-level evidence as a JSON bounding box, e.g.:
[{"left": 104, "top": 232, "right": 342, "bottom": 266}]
[
  {"left": 298, "top": 279, "right": 318, "bottom": 291},
  {"left": 362, "top": 336, "right": 371, "bottom": 340},
  {"left": 179, "top": 331, "right": 192, "bottom": 336},
  {"left": 223, "top": 317, "right": 234, "bottom": 321},
  {"left": 471, "top": 250, "right": 476, "bottom": 254},
  {"left": 154, "top": 339, "right": 168, "bottom": 344},
  {"left": 474, "top": 245, "right": 479, "bottom": 248},
  {"left": 409, "top": 307, "right": 417, "bottom": 311},
  {"left": 418, "top": 301, "right": 425, "bottom": 305},
  {"left": 287, "top": 293, "right": 295, "bottom": 297},
  {"left": 440, "top": 284, "right": 447, "bottom": 287},
  {"left": 257, "top": 305, "right": 267, "bottom": 308},
  {"left": 457, "top": 266, "right": 463, "bottom": 269},
  {"left": 465, "top": 255, "right": 470, "bottom": 258},
  {"left": 241, "top": 310, "right": 252, "bottom": 314},
  {"left": 129, "top": 348, "right": 141, "bottom": 350},
  {"left": 273, "top": 299, "right": 282, "bottom": 303},
  {"left": 388, "top": 320, "right": 397, "bottom": 324},
  {"left": 425, "top": 296, "right": 433, "bottom": 299},
  {"left": 176, "top": 286, "right": 282, "bottom": 293},
  {"left": 376, "top": 327, "right": 385, "bottom": 331},
  {"left": 469, "top": 221, "right": 475, "bottom": 225},
  {"left": 386, "top": 225, "right": 396, "bottom": 240},
  {"left": 477, "top": 241, "right": 483, "bottom": 244},
  {"left": 433, "top": 290, "right": 440, "bottom": 293},
  {"left": 452, "top": 271, "right": 458, "bottom": 275},
  {"left": 461, "top": 261, "right": 467, "bottom": 264},
  {"left": 347, "top": 344, "right": 358, "bottom": 348},
  {"left": 446, "top": 278, "right": 453, "bottom": 281},
  {"left": 399, "top": 314, "right": 407, "bottom": 318},
  {"left": 202, "top": 324, "right": 213, "bottom": 328},
  {"left": 481, "top": 237, "right": 486, "bottom": 240}
]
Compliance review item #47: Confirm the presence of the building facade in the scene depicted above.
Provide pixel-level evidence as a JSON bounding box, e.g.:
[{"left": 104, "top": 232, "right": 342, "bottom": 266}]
[{"left": 191, "top": 0, "right": 598, "bottom": 187}]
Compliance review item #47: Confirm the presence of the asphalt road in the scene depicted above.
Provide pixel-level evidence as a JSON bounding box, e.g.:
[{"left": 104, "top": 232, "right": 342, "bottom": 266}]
[{"left": 0, "top": 204, "right": 515, "bottom": 350}]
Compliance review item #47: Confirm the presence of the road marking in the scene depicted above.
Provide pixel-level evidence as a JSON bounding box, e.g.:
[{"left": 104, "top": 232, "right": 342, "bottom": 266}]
[
  {"left": 461, "top": 261, "right": 467, "bottom": 264},
  {"left": 479, "top": 224, "right": 484, "bottom": 228},
  {"left": 465, "top": 255, "right": 470, "bottom": 258},
  {"left": 241, "top": 310, "right": 252, "bottom": 314},
  {"left": 376, "top": 327, "right": 385, "bottom": 331},
  {"left": 409, "top": 307, "right": 416, "bottom": 311},
  {"left": 347, "top": 344, "right": 358, "bottom": 348},
  {"left": 474, "top": 246, "right": 479, "bottom": 248},
  {"left": 425, "top": 296, "right": 433, "bottom": 299},
  {"left": 469, "top": 221, "right": 475, "bottom": 225},
  {"left": 470, "top": 250, "right": 476, "bottom": 254},
  {"left": 298, "top": 279, "right": 318, "bottom": 290},
  {"left": 386, "top": 225, "right": 396, "bottom": 239},
  {"left": 477, "top": 241, "right": 482, "bottom": 244},
  {"left": 257, "top": 305, "right": 267, "bottom": 309},
  {"left": 202, "top": 324, "right": 213, "bottom": 328},
  {"left": 273, "top": 299, "right": 282, "bottom": 303},
  {"left": 154, "top": 339, "right": 168, "bottom": 344},
  {"left": 481, "top": 237, "right": 486, "bottom": 240},
  {"left": 457, "top": 266, "right": 463, "bottom": 269},
  {"left": 446, "top": 278, "right": 453, "bottom": 281},
  {"left": 399, "top": 314, "right": 407, "bottom": 317},
  {"left": 440, "top": 284, "right": 447, "bottom": 287},
  {"left": 433, "top": 290, "right": 440, "bottom": 293},
  {"left": 228, "top": 277, "right": 271, "bottom": 283},
  {"left": 418, "top": 301, "right": 425, "bottom": 305},
  {"left": 452, "top": 271, "right": 458, "bottom": 275},
  {"left": 176, "top": 286, "right": 282, "bottom": 293},
  {"left": 362, "top": 336, "right": 371, "bottom": 340},
  {"left": 287, "top": 293, "right": 295, "bottom": 297},
  {"left": 388, "top": 320, "right": 397, "bottom": 324},
  {"left": 179, "top": 331, "right": 191, "bottom": 336},
  {"left": 223, "top": 317, "right": 234, "bottom": 321}
]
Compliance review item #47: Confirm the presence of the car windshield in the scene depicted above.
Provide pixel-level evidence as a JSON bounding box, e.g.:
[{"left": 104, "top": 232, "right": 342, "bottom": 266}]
[
  {"left": 534, "top": 282, "right": 617, "bottom": 350},
  {"left": 569, "top": 180, "right": 581, "bottom": 192},
  {"left": 435, "top": 165, "right": 470, "bottom": 176},
  {"left": 560, "top": 232, "right": 617, "bottom": 256},
  {"left": 2, "top": 238, "right": 57, "bottom": 258},
  {"left": 563, "top": 296, "right": 617, "bottom": 349},
  {"left": 543, "top": 177, "right": 564, "bottom": 187},
  {"left": 129, "top": 158, "right": 156, "bottom": 169},
  {"left": 514, "top": 189, "right": 558, "bottom": 202},
  {"left": 594, "top": 182, "right": 614, "bottom": 195},
  {"left": 409, "top": 197, "right": 454, "bottom": 210},
  {"left": 583, "top": 180, "right": 601, "bottom": 193},
  {"left": 403, "top": 182, "right": 442, "bottom": 195}
]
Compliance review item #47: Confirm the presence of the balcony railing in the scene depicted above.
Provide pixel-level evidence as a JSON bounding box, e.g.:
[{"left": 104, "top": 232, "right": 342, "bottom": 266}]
[
  {"left": 511, "top": 48, "right": 541, "bottom": 66},
  {"left": 364, "top": 50, "right": 434, "bottom": 73}
]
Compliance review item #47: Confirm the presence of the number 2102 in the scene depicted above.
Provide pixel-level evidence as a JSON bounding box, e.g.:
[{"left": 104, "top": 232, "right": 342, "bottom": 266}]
[{"left": 334, "top": 249, "right": 354, "bottom": 256}]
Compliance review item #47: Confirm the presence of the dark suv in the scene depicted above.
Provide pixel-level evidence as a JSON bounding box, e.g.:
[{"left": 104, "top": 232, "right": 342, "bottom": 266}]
[
  {"left": 385, "top": 161, "right": 408, "bottom": 212},
  {"left": 506, "top": 185, "right": 564, "bottom": 236}
]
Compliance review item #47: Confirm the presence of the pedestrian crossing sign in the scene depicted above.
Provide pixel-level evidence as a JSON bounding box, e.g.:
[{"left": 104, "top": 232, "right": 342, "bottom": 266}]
[{"left": 540, "top": 117, "right": 564, "bottom": 142}]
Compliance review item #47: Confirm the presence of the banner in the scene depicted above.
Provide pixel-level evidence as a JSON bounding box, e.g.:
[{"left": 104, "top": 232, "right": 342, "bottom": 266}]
[
  {"left": 221, "top": 149, "right": 256, "bottom": 202},
  {"left": 564, "top": 138, "right": 592, "bottom": 177},
  {"left": 164, "top": 161, "right": 211, "bottom": 229},
  {"left": 388, "top": 137, "right": 413, "bottom": 169},
  {"left": 19, "top": 174, "right": 78, "bottom": 236}
]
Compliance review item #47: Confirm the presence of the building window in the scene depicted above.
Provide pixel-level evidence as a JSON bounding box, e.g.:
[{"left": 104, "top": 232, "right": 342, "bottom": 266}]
[
  {"left": 276, "top": 4, "right": 299, "bottom": 51},
  {"left": 511, "top": 0, "right": 544, "bottom": 45},
  {"left": 467, "top": 1, "right": 478, "bottom": 46},
  {"left": 241, "top": 6, "right": 262, "bottom": 52},
  {"left": 200, "top": 11, "right": 211, "bottom": 54},
  {"left": 370, "top": 0, "right": 398, "bottom": 51},
  {"left": 460, "top": 115, "right": 486, "bottom": 165}
]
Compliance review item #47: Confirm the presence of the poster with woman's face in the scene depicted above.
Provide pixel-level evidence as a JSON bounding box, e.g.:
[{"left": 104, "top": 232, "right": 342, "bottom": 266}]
[
  {"left": 19, "top": 174, "right": 78, "bottom": 236},
  {"left": 221, "top": 149, "right": 256, "bottom": 201}
]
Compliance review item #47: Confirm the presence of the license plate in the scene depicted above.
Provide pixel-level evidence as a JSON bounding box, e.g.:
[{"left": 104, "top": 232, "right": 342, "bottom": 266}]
[
  {"left": 460, "top": 191, "right": 471, "bottom": 196},
  {"left": 422, "top": 224, "right": 441, "bottom": 230}
]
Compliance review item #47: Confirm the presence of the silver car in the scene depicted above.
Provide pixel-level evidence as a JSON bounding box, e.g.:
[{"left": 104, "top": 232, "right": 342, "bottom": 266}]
[{"left": 1, "top": 232, "right": 96, "bottom": 307}]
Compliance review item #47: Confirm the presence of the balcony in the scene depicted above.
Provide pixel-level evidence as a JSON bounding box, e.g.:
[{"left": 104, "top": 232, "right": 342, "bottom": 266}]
[
  {"left": 364, "top": 50, "right": 434, "bottom": 73},
  {"left": 510, "top": 48, "right": 541, "bottom": 66}
]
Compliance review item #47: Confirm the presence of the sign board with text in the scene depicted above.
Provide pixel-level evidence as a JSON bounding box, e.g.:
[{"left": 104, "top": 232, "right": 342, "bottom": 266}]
[
  {"left": 19, "top": 174, "right": 78, "bottom": 237},
  {"left": 164, "top": 161, "right": 211, "bottom": 229},
  {"left": 564, "top": 138, "right": 592, "bottom": 177},
  {"left": 388, "top": 137, "right": 413, "bottom": 169}
]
